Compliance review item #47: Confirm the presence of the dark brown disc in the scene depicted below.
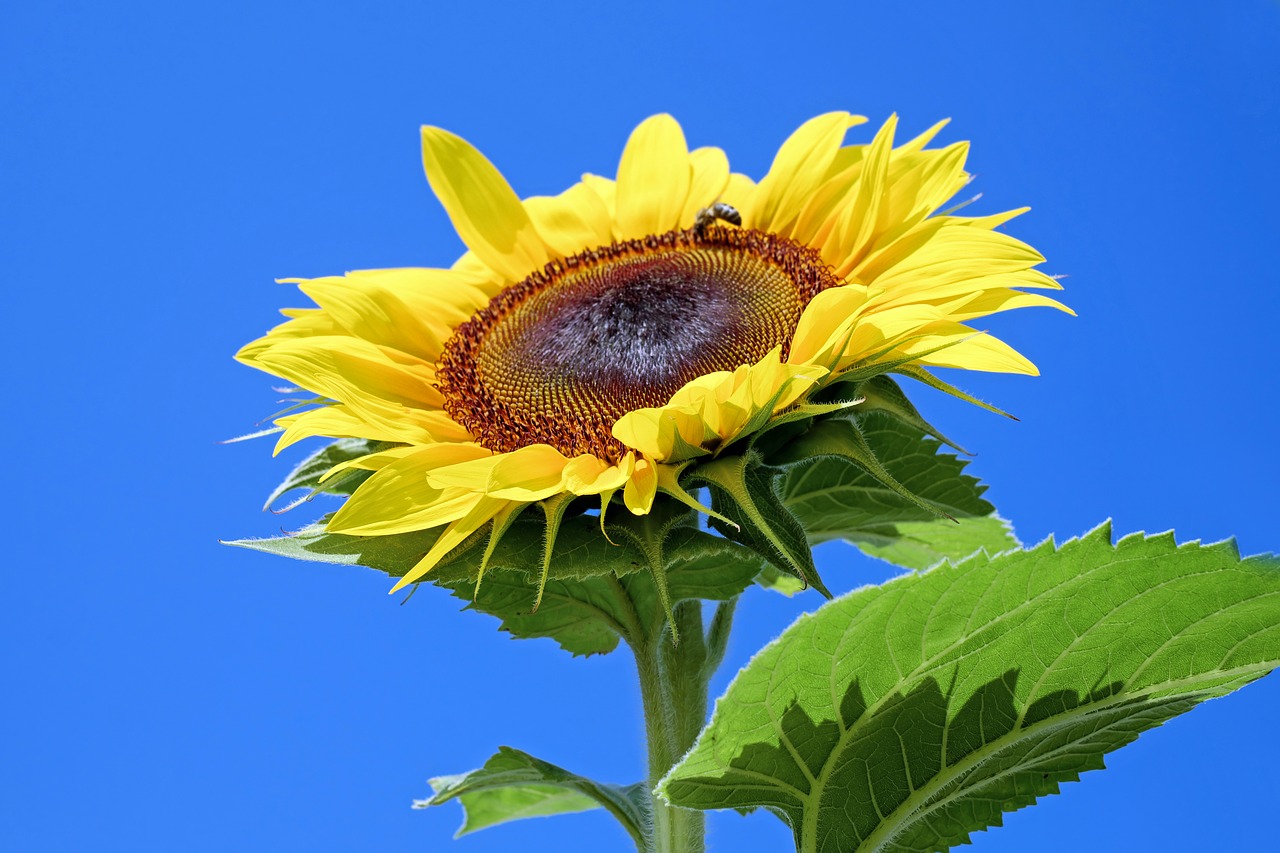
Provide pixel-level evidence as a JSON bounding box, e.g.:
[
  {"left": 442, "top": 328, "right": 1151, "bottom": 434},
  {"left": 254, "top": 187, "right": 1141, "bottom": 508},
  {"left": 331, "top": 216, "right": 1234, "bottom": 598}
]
[{"left": 436, "top": 226, "right": 841, "bottom": 461}]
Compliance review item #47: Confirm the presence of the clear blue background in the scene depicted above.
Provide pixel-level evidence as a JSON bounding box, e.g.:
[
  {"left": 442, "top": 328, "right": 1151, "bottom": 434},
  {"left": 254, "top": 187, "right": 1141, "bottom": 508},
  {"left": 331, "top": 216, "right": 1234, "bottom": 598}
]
[{"left": 4, "top": 2, "right": 1278, "bottom": 850}]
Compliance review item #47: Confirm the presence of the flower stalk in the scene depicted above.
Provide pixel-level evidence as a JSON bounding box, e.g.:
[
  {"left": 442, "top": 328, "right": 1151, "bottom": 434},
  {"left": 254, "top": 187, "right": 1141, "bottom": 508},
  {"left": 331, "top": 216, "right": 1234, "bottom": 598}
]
[{"left": 632, "top": 597, "right": 731, "bottom": 853}]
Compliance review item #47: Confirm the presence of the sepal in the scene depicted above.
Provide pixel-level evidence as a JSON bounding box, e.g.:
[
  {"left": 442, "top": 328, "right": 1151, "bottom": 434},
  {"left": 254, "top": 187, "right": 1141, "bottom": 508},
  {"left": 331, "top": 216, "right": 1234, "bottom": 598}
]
[{"left": 687, "top": 451, "right": 829, "bottom": 598}]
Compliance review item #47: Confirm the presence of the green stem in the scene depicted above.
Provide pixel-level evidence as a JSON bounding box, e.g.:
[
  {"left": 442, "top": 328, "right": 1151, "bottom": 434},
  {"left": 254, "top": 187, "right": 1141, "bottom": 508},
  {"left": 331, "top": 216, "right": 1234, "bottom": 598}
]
[
  {"left": 632, "top": 600, "right": 715, "bottom": 853},
  {"left": 704, "top": 597, "right": 738, "bottom": 681}
]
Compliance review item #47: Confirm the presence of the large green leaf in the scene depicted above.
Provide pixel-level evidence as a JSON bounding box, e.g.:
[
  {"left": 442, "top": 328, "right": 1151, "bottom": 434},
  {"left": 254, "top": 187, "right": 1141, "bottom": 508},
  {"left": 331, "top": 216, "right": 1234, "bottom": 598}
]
[
  {"left": 778, "top": 411, "right": 1017, "bottom": 570},
  {"left": 660, "top": 523, "right": 1280, "bottom": 852},
  {"left": 416, "top": 746, "right": 648, "bottom": 847}
]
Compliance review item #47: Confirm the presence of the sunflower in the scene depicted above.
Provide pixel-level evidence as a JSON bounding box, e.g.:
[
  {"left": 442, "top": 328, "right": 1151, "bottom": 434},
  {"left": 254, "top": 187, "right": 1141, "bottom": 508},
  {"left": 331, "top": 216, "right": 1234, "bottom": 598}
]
[{"left": 236, "top": 112, "right": 1068, "bottom": 599}]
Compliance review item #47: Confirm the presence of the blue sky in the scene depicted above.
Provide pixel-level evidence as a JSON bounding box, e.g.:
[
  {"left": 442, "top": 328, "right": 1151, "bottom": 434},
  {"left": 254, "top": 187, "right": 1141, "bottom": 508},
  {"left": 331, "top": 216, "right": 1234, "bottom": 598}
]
[{"left": 4, "top": 2, "right": 1278, "bottom": 850}]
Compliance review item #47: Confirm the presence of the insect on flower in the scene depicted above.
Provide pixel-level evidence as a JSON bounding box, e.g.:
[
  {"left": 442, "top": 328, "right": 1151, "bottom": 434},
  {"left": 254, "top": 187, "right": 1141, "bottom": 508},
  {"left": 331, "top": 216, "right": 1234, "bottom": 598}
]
[{"left": 692, "top": 201, "right": 743, "bottom": 237}]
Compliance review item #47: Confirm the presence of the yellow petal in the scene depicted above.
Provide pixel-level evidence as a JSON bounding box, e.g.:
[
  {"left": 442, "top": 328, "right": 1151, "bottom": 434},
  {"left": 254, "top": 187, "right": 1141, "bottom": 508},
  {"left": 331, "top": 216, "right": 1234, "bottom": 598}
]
[
  {"left": 318, "top": 444, "right": 425, "bottom": 481},
  {"left": 874, "top": 269, "right": 1067, "bottom": 314},
  {"left": 722, "top": 173, "right": 756, "bottom": 215},
  {"left": 327, "top": 444, "right": 494, "bottom": 535},
  {"left": 564, "top": 453, "right": 635, "bottom": 495},
  {"left": 898, "top": 118, "right": 951, "bottom": 153},
  {"left": 580, "top": 173, "right": 618, "bottom": 235},
  {"left": 235, "top": 307, "right": 343, "bottom": 362},
  {"left": 611, "top": 408, "right": 663, "bottom": 459},
  {"left": 248, "top": 335, "right": 441, "bottom": 410},
  {"left": 958, "top": 208, "right": 1030, "bottom": 230},
  {"left": 748, "top": 112, "right": 864, "bottom": 234},
  {"left": 614, "top": 349, "right": 823, "bottom": 461},
  {"left": 425, "top": 444, "right": 573, "bottom": 502},
  {"left": 613, "top": 403, "right": 712, "bottom": 462},
  {"left": 623, "top": 458, "right": 657, "bottom": 515},
  {"left": 389, "top": 497, "right": 510, "bottom": 592},
  {"left": 838, "top": 304, "right": 948, "bottom": 370},
  {"left": 789, "top": 286, "right": 872, "bottom": 366},
  {"left": 896, "top": 321, "right": 1038, "bottom": 375},
  {"left": 826, "top": 115, "right": 900, "bottom": 277},
  {"left": 871, "top": 226, "right": 1045, "bottom": 296},
  {"left": 787, "top": 164, "right": 863, "bottom": 248},
  {"left": 449, "top": 251, "right": 506, "bottom": 294},
  {"left": 524, "top": 181, "right": 614, "bottom": 258},
  {"left": 421, "top": 454, "right": 502, "bottom": 492},
  {"left": 294, "top": 269, "right": 482, "bottom": 362},
  {"left": 349, "top": 266, "right": 495, "bottom": 309},
  {"left": 940, "top": 289, "right": 1074, "bottom": 321},
  {"left": 679, "top": 146, "right": 731, "bottom": 226},
  {"left": 615, "top": 115, "right": 692, "bottom": 239},
  {"left": 486, "top": 444, "right": 573, "bottom": 500},
  {"left": 273, "top": 404, "right": 470, "bottom": 453},
  {"left": 420, "top": 126, "right": 550, "bottom": 282},
  {"left": 904, "top": 141, "right": 971, "bottom": 218}
]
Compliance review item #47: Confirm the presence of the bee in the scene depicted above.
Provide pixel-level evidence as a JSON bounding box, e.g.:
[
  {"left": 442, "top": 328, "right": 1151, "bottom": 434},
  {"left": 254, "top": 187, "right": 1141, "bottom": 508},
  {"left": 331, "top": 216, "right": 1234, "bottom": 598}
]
[{"left": 693, "top": 201, "right": 742, "bottom": 237}]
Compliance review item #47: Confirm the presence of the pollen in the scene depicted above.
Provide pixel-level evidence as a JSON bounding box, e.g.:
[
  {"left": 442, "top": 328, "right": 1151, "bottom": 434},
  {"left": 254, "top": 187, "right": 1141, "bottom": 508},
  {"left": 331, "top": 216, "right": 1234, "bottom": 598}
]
[{"left": 437, "top": 226, "right": 843, "bottom": 461}]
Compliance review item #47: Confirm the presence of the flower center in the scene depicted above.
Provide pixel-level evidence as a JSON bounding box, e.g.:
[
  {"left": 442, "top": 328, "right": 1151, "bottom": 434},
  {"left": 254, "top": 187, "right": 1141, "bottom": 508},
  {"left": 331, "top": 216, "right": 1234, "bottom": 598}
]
[{"left": 437, "top": 226, "right": 841, "bottom": 461}]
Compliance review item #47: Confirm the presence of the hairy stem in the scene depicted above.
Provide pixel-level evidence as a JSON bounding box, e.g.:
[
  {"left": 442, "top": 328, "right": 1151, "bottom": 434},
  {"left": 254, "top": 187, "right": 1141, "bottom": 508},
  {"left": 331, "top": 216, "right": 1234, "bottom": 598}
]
[{"left": 632, "top": 600, "right": 714, "bottom": 853}]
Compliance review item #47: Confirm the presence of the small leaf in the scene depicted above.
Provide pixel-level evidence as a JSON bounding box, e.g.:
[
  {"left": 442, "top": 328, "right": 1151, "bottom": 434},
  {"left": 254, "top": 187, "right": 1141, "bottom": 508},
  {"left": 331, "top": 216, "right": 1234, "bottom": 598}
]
[
  {"left": 446, "top": 523, "right": 763, "bottom": 656},
  {"left": 601, "top": 501, "right": 765, "bottom": 639},
  {"left": 225, "top": 514, "right": 643, "bottom": 656},
  {"left": 771, "top": 417, "right": 951, "bottom": 522},
  {"left": 224, "top": 510, "right": 648, "bottom": 586},
  {"left": 692, "top": 453, "right": 828, "bottom": 597},
  {"left": 416, "top": 746, "right": 648, "bottom": 847},
  {"left": 445, "top": 570, "right": 630, "bottom": 656},
  {"left": 263, "top": 438, "right": 381, "bottom": 512},
  {"left": 660, "top": 524, "right": 1280, "bottom": 852},
  {"left": 625, "top": 525, "right": 766, "bottom": 636},
  {"left": 853, "top": 375, "right": 967, "bottom": 453},
  {"left": 754, "top": 565, "right": 806, "bottom": 597},
  {"left": 224, "top": 519, "right": 480, "bottom": 584},
  {"left": 779, "top": 412, "right": 1016, "bottom": 570},
  {"left": 226, "top": 503, "right": 762, "bottom": 657},
  {"left": 895, "top": 364, "right": 1015, "bottom": 420}
]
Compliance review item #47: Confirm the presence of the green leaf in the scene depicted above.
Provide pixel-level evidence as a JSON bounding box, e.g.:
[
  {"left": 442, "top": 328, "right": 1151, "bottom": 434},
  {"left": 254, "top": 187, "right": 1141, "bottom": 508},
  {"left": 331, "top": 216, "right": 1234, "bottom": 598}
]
[
  {"left": 224, "top": 519, "right": 484, "bottom": 585},
  {"left": 852, "top": 375, "right": 967, "bottom": 454},
  {"left": 224, "top": 510, "right": 646, "bottom": 586},
  {"left": 225, "top": 514, "right": 641, "bottom": 656},
  {"left": 625, "top": 525, "right": 766, "bottom": 635},
  {"left": 693, "top": 452, "right": 829, "bottom": 598},
  {"left": 660, "top": 524, "right": 1280, "bottom": 853},
  {"left": 778, "top": 411, "right": 1017, "bottom": 570},
  {"left": 416, "top": 746, "right": 648, "bottom": 847},
  {"left": 225, "top": 505, "right": 763, "bottom": 657},
  {"left": 754, "top": 564, "right": 806, "bottom": 597},
  {"left": 772, "top": 417, "right": 952, "bottom": 523},
  {"left": 446, "top": 570, "right": 631, "bottom": 656},
  {"left": 263, "top": 438, "right": 380, "bottom": 511},
  {"left": 853, "top": 515, "right": 1016, "bottom": 571},
  {"left": 442, "top": 524, "right": 764, "bottom": 656}
]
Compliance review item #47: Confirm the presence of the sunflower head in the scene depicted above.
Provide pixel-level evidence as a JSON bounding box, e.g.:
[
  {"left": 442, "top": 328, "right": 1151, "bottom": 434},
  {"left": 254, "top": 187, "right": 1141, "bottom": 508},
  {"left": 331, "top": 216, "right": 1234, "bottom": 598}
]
[{"left": 236, "top": 111, "right": 1069, "bottom": 611}]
